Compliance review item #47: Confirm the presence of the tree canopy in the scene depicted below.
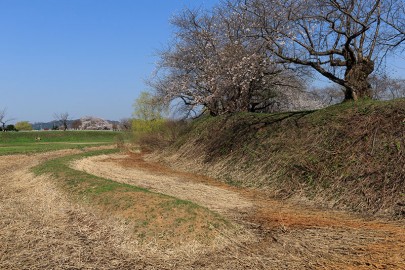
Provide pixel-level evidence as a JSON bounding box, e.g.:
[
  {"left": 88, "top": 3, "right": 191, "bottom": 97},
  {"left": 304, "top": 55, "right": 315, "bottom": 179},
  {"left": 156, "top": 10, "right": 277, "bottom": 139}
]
[
  {"left": 231, "top": 0, "right": 405, "bottom": 100},
  {"left": 133, "top": 91, "right": 167, "bottom": 121},
  {"left": 151, "top": 6, "right": 308, "bottom": 116},
  {"left": 150, "top": 0, "right": 404, "bottom": 116}
]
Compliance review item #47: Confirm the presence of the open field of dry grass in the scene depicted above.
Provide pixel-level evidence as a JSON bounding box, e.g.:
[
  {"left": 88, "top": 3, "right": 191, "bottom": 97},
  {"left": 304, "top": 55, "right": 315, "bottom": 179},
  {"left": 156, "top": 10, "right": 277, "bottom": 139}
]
[
  {"left": 0, "top": 135, "right": 404, "bottom": 269},
  {"left": 0, "top": 149, "right": 247, "bottom": 269}
]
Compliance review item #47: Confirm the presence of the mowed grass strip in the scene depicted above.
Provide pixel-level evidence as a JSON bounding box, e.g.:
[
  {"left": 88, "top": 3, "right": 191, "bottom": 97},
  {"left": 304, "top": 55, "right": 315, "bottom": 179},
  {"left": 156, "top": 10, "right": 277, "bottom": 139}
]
[
  {"left": 0, "top": 131, "right": 121, "bottom": 155},
  {"left": 32, "top": 149, "right": 230, "bottom": 245}
]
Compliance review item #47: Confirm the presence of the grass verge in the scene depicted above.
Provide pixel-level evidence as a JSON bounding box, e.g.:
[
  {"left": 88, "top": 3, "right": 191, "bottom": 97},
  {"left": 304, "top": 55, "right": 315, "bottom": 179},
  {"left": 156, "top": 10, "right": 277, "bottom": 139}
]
[
  {"left": 0, "top": 131, "right": 121, "bottom": 155},
  {"left": 32, "top": 149, "right": 230, "bottom": 246}
]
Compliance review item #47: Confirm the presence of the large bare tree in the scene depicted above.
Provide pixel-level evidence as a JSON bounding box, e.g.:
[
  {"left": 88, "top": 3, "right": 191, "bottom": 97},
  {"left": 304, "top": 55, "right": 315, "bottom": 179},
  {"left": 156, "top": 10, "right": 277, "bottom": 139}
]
[
  {"left": 236, "top": 0, "right": 405, "bottom": 100},
  {"left": 152, "top": 7, "right": 306, "bottom": 116}
]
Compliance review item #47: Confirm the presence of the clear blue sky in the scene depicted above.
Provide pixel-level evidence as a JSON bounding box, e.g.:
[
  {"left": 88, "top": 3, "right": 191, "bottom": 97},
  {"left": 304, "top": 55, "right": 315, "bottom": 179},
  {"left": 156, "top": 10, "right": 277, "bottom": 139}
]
[
  {"left": 0, "top": 0, "right": 218, "bottom": 123},
  {"left": 1, "top": 0, "right": 404, "bottom": 123}
]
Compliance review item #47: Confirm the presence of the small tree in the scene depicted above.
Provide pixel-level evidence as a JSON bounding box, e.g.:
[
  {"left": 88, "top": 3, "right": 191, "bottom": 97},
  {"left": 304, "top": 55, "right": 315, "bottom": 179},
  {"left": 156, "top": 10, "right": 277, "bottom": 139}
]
[
  {"left": 15, "top": 121, "right": 33, "bottom": 131},
  {"left": 133, "top": 92, "right": 167, "bottom": 121},
  {"left": 119, "top": 118, "right": 132, "bottom": 131},
  {"left": 0, "top": 108, "right": 14, "bottom": 131},
  {"left": 132, "top": 92, "right": 168, "bottom": 143},
  {"left": 53, "top": 112, "right": 70, "bottom": 131},
  {"left": 6, "top": 125, "right": 17, "bottom": 132},
  {"left": 71, "top": 119, "right": 82, "bottom": 130}
]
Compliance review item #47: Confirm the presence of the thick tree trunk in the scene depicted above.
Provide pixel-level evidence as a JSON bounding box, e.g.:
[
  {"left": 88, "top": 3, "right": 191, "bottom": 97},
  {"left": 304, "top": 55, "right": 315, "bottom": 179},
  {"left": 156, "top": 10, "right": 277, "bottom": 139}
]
[{"left": 344, "top": 58, "right": 374, "bottom": 100}]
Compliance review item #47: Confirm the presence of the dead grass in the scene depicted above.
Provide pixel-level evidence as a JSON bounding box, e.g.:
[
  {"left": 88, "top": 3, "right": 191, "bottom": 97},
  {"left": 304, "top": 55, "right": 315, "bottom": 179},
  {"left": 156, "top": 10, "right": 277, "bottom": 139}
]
[
  {"left": 0, "top": 150, "right": 251, "bottom": 269},
  {"left": 71, "top": 154, "right": 253, "bottom": 214},
  {"left": 153, "top": 99, "right": 405, "bottom": 218},
  {"left": 71, "top": 151, "right": 405, "bottom": 269},
  {"left": 0, "top": 151, "right": 145, "bottom": 269},
  {"left": 2, "top": 133, "right": 405, "bottom": 269}
]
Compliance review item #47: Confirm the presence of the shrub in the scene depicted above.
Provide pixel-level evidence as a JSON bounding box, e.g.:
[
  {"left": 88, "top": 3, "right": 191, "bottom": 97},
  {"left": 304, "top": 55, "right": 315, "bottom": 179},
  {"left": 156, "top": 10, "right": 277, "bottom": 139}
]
[
  {"left": 132, "top": 119, "right": 189, "bottom": 150},
  {"left": 15, "top": 121, "right": 33, "bottom": 131},
  {"left": 6, "top": 125, "right": 17, "bottom": 131}
]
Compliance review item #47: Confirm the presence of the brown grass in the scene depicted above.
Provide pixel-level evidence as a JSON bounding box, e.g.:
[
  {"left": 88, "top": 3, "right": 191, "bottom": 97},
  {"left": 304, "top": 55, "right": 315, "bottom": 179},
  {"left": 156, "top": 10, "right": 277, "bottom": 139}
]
[
  {"left": 0, "top": 150, "right": 146, "bottom": 269},
  {"left": 71, "top": 151, "right": 405, "bottom": 269},
  {"left": 1, "top": 136, "right": 405, "bottom": 269},
  {"left": 0, "top": 150, "right": 251, "bottom": 269},
  {"left": 153, "top": 99, "right": 405, "bottom": 218}
]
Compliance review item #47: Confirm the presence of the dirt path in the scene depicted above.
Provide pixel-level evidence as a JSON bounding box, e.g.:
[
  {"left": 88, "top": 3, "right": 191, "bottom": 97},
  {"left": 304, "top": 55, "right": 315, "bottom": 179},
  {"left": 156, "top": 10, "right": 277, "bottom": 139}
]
[
  {"left": 71, "top": 152, "right": 405, "bottom": 270},
  {"left": 72, "top": 154, "right": 252, "bottom": 214}
]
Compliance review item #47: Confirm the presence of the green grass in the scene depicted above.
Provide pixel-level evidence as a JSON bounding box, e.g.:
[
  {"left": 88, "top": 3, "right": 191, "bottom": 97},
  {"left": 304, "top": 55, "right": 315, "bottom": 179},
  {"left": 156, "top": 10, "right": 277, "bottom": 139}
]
[{"left": 0, "top": 130, "right": 121, "bottom": 155}]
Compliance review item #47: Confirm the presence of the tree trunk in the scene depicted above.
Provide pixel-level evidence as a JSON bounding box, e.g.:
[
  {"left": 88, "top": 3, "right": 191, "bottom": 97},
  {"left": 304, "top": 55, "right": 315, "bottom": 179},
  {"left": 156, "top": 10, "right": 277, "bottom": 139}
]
[{"left": 344, "top": 58, "right": 374, "bottom": 100}]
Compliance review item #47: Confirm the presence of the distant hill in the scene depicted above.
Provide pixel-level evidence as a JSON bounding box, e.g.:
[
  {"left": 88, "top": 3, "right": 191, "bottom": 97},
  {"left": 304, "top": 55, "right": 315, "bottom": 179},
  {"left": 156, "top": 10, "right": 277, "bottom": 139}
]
[
  {"left": 32, "top": 120, "right": 72, "bottom": 130},
  {"left": 32, "top": 118, "right": 119, "bottom": 130}
]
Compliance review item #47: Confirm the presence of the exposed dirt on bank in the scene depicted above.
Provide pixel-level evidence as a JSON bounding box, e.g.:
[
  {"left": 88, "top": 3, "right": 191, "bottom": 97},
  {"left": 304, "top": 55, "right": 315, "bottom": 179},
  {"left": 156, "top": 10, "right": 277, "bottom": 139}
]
[{"left": 70, "top": 152, "right": 405, "bottom": 269}]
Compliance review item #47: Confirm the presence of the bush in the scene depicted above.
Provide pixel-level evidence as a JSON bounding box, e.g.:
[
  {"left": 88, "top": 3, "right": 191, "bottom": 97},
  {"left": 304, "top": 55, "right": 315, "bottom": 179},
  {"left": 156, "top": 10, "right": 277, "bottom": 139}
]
[
  {"left": 132, "top": 119, "right": 189, "bottom": 150},
  {"left": 5, "top": 125, "right": 17, "bottom": 131},
  {"left": 15, "top": 121, "right": 33, "bottom": 131}
]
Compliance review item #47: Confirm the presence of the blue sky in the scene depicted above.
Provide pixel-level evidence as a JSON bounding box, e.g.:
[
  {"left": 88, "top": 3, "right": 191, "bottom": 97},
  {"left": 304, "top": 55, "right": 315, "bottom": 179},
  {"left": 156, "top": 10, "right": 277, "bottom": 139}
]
[
  {"left": 0, "top": 0, "right": 218, "bottom": 122},
  {"left": 1, "top": 0, "right": 404, "bottom": 123}
]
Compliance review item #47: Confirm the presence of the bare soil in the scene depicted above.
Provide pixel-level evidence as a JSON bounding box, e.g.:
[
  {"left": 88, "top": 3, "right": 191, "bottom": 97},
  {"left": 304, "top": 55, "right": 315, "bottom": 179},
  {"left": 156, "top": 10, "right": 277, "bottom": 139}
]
[{"left": 1, "top": 150, "right": 404, "bottom": 269}]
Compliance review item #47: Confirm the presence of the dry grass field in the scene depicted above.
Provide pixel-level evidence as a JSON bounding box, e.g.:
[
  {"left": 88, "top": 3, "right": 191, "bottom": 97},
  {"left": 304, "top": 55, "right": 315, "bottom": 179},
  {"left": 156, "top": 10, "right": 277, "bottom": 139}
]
[
  {"left": 2, "top": 148, "right": 403, "bottom": 269},
  {"left": 0, "top": 115, "right": 404, "bottom": 269}
]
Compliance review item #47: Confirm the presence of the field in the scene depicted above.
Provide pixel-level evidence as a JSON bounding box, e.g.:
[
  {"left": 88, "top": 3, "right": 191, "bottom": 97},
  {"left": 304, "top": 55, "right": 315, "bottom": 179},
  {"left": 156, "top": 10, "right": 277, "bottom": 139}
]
[
  {"left": 0, "top": 130, "right": 121, "bottom": 155},
  {"left": 0, "top": 127, "right": 404, "bottom": 269}
]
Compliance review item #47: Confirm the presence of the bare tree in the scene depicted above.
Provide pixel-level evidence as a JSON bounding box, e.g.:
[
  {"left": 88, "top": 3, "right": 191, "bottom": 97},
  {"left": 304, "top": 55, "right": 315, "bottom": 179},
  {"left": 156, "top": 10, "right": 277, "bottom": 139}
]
[
  {"left": 53, "top": 112, "right": 70, "bottom": 131},
  {"left": 236, "top": 0, "right": 405, "bottom": 101},
  {"left": 370, "top": 74, "right": 405, "bottom": 100},
  {"left": 0, "top": 108, "right": 14, "bottom": 131},
  {"left": 119, "top": 118, "right": 132, "bottom": 131},
  {"left": 310, "top": 84, "right": 345, "bottom": 106},
  {"left": 382, "top": 0, "right": 405, "bottom": 48},
  {"left": 152, "top": 6, "right": 307, "bottom": 116},
  {"left": 71, "top": 119, "right": 82, "bottom": 130}
]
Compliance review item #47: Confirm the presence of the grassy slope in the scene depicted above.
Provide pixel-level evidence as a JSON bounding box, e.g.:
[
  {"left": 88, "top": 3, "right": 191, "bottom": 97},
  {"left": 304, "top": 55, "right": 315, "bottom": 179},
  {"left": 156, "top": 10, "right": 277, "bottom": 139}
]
[
  {"left": 160, "top": 99, "right": 405, "bottom": 218},
  {"left": 0, "top": 131, "right": 121, "bottom": 155}
]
